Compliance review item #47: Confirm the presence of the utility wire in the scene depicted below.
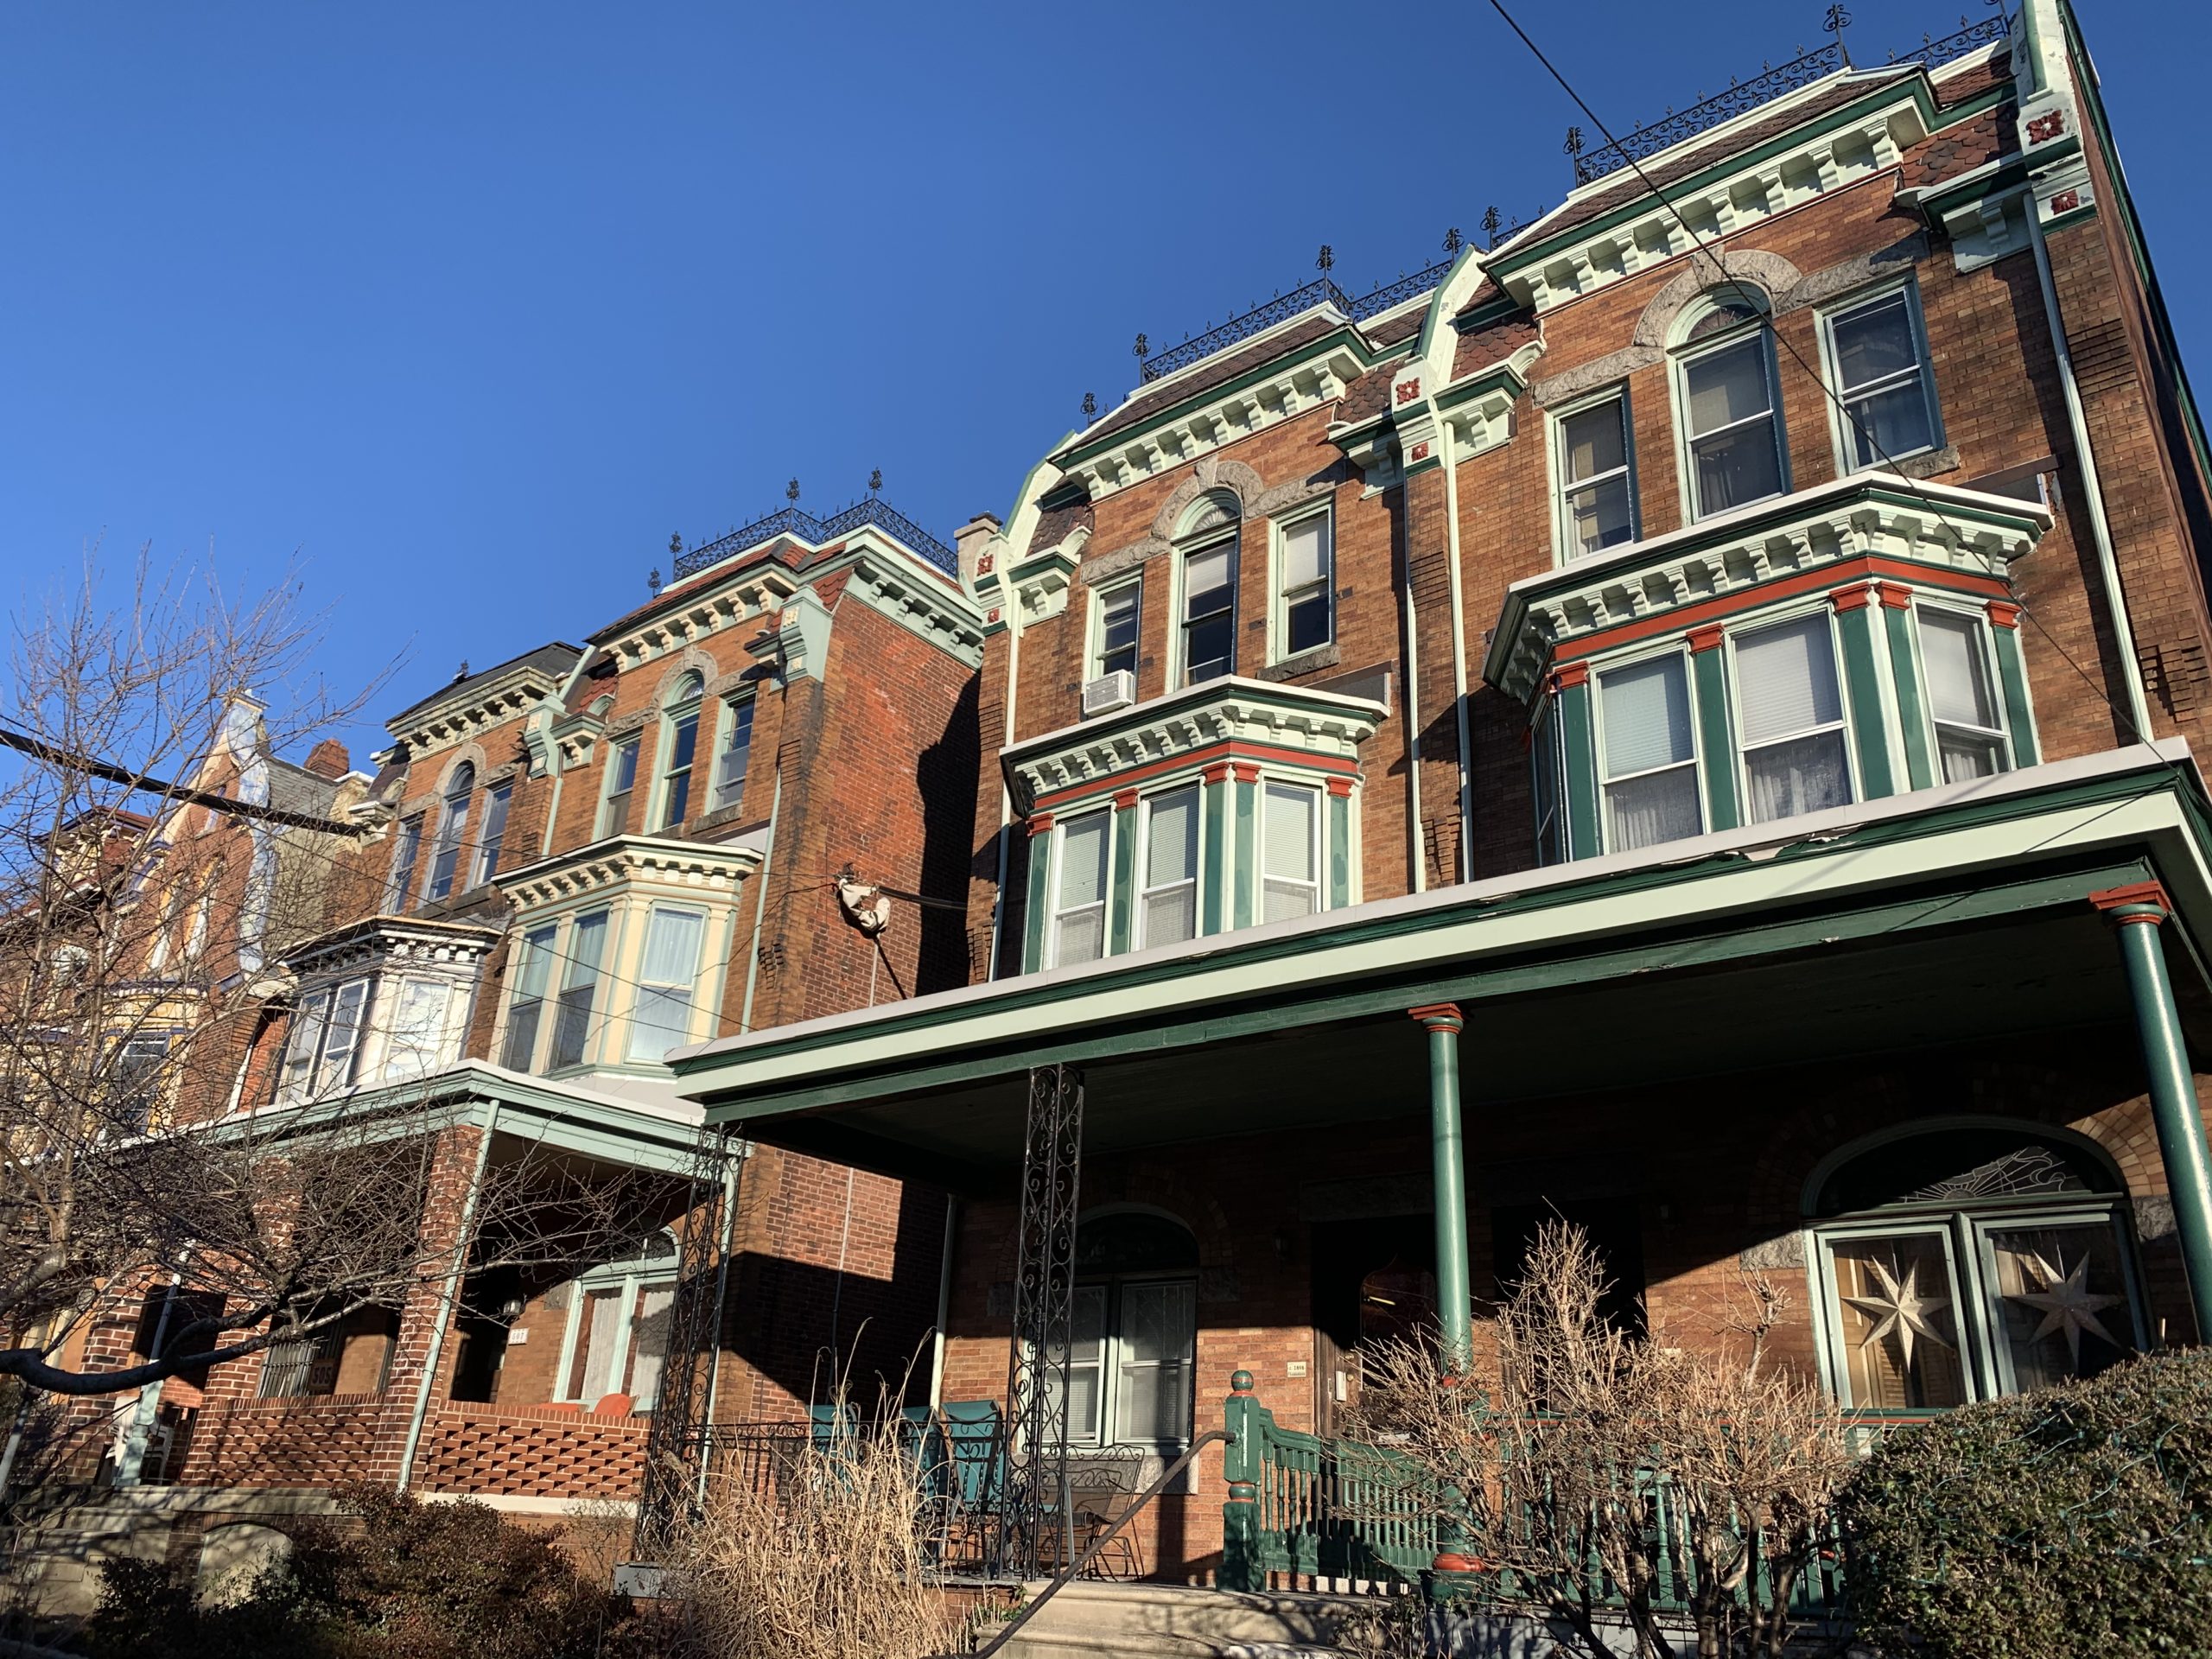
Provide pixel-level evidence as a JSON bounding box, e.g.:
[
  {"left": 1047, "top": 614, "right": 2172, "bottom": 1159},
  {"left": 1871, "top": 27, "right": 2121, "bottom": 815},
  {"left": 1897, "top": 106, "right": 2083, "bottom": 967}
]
[{"left": 0, "top": 724, "right": 369, "bottom": 837}]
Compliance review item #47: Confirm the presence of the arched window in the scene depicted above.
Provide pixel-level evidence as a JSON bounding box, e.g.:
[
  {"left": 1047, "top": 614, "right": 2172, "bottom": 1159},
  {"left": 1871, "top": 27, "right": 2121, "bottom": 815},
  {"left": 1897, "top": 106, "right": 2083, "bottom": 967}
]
[
  {"left": 1806, "top": 1123, "right": 2145, "bottom": 1409},
  {"left": 1175, "top": 492, "right": 1241, "bottom": 686},
  {"left": 425, "top": 762, "right": 475, "bottom": 901},
  {"left": 657, "top": 673, "right": 705, "bottom": 830},
  {"left": 1059, "top": 1211, "right": 1199, "bottom": 1448},
  {"left": 1673, "top": 294, "right": 1787, "bottom": 521}
]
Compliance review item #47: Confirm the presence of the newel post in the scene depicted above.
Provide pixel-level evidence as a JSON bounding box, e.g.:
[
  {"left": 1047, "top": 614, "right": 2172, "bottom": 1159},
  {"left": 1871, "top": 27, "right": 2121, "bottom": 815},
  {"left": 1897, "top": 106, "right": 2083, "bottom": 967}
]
[
  {"left": 1220, "top": 1370, "right": 1261, "bottom": 1592},
  {"left": 2095, "top": 882, "right": 2212, "bottom": 1340}
]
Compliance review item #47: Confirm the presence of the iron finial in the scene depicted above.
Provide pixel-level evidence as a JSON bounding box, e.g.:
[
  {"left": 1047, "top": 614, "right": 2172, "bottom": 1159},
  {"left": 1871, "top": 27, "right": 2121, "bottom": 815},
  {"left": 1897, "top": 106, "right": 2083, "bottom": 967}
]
[
  {"left": 670, "top": 531, "right": 683, "bottom": 557},
  {"left": 1133, "top": 333, "right": 1148, "bottom": 360},
  {"left": 1081, "top": 391, "right": 1097, "bottom": 421},
  {"left": 1824, "top": 3, "right": 1853, "bottom": 65},
  {"left": 1443, "top": 226, "right": 1463, "bottom": 255},
  {"left": 1563, "top": 125, "right": 1585, "bottom": 156},
  {"left": 1315, "top": 244, "right": 1334, "bottom": 274},
  {"left": 868, "top": 467, "right": 882, "bottom": 495},
  {"left": 1482, "top": 206, "right": 1503, "bottom": 248},
  {"left": 647, "top": 568, "right": 663, "bottom": 596},
  {"left": 785, "top": 476, "right": 800, "bottom": 505}
]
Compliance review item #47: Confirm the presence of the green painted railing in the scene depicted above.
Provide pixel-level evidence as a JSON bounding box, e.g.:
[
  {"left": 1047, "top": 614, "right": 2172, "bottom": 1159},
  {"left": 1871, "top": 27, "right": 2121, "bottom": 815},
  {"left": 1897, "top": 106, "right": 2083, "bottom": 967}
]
[{"left": 1218, "top": 1372, "right": 1851, "bottom": 1624}]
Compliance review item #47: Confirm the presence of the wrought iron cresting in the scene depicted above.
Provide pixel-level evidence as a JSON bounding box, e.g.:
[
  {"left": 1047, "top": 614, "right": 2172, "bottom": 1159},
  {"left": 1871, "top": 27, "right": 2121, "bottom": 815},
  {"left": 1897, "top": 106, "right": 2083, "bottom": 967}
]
[
  {"left": 632, "top": 1124, "right": 740, "bottom": 1558},
  {"left": 671, "top": 496, "right": 957, "bottom": 582},
  {"left": 1135, "top": 259, "right": 1457, "bottom": 388},
  {"left": 998, "top": 1063, "right": 1085, "bottom": 1578}
]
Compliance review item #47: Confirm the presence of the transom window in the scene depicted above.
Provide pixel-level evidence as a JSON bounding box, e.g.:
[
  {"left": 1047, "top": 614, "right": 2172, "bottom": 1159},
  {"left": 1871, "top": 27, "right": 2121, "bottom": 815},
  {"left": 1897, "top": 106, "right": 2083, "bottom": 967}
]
[
  {"left": 1598, "top": 654, "right": 1701, "bottom": 852},
  {"left": 1053, "top": 810, "right": 1112, "bottom": 966},
  {"left": 1178, "top": 493, "right": 1240, "bottom": 686},
  {"left": 1826, "top": 287, "right": 1939, "bottom": 469},
  {"left": 601, "top": 737, "right": 640, "bottom": 839},
  {"left": 425, "top": 764, "right": 474, "bottom": 902},
  {"left": 1809, "top": 1126, "right": 2143, "bottom": 1408},
  {"left": 1276, "top": 512, "right": 1333, "bottom": 657},
  {"left": 658, "top": 674, "right": 704, "bottom": 830},
  {"left": 1139, "top": 787, "right": 1199, "bottom": 949},
  {"left": 1093, "top": 580, "right": 1141, "bottom": 680},
  {"left": 1919, "top": 607, "right": 2010, "bottom": 782},
  {"left": 1677, "top": 299, "right": 1786, "bottom": 520},
  {"left": 1732, "top": 614, "right": 1853, "bottom": 824},
  {"left": 1556, "top": 392, "right": 1637, "bottom": 559},
  {"left": 710, "top": 696, "right": 755, "bottom": 814}
]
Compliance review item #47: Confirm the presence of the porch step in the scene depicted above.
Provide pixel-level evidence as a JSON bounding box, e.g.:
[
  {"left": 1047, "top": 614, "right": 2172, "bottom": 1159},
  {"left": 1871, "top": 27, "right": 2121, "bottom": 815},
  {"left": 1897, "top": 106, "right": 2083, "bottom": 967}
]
[{"left": 998, "top": 1580, "right": 1385, "bottom": 1658}]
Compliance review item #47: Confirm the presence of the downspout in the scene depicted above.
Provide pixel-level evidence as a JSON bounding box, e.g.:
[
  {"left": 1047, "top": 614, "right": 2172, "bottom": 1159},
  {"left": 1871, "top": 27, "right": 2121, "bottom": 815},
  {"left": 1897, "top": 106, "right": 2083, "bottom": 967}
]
[
  {"left": 396, "top": 1102, "right": 498, "bottom": 1491},
  {"left": 1400, "top": 471, "right": 1428, "bottom": 894},
  {"left": 691, "top": 1143, "right": 746, "bottom": 1505},
  {"left": 927, "top": 1195, "right": 959, "bottom": 1408},
  {"left": 986, "top": 580, "right": 1023, "bottom": 979},
  {"left": 2027, "top": 206, "right": 2156, "bottom": 743},
  {"left": 737, "top": 767, "right": 784, "bottom": 1033},
  {"left": 1439, "top": 419, "right": 1476, "bottom": 882}
]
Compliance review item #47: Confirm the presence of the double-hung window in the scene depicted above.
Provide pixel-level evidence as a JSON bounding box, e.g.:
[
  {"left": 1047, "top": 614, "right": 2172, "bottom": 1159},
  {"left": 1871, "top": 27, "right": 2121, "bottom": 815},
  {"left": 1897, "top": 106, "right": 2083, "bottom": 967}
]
[
  {"left": 1680, "top": 303, "right": 1786, "bottom": 519},
  {"left": 1181, "top": 546, "right": 1236, "bottom": 684},
  {"left": 1093, "top": 581, "right": 1141, "bottom": 679},
  {"left": 550, "top": 910, "right": 609, "bottom": 1069},
  {"left": 1138, "top": 787, "right": 1198, "bottom": 949},
  {"left": 1733, "top": 614, "right": 1853, "bottom": 824},
  {"left": 385, "top": 816, "right": 424, "bottom": 911},
  {"left": 710, "top": 697, "right": 755, "bottom": 814},
  {"left": 1062, "top": 1279, "right": 1198, "bottom": 1447},
  {"left": 473, "top": 782, "right": 512, "bottom": 887},
  {"left": 502, "top": 924, "right": 558, "bottom": 1070},
  {"left": 1556, "top": 393, "right": 1637, "bottom": 558},
  {"left": 113, "top": 1036, "right": 172, "bottom": 1133},
  {"left": 601, "top": 738, "right": 639, "bottom": 838},
  {"left": 558, "top": 1236, "right": 679, "bottom": 1408},
  {"left": 1919, "top": 607, "right": 2010, "bottom": 781},
  {"left": 627, "top": 906, "right": 704, "bottom": 1063},
  {"left": 659, "top": 682, "right": 702, "bottom": 830},
  {"left": 1276, "top": 513, "right": 1332, "bottom": 657},
  {"left": 1826, "top": 288, "right": 1938, "bottom": 469},
  {"left": 426, "top": 765, "right": 474, "bottom": 901},
  {"left": 1532, "top": 699, "right": 1567, "bottom": 866},
  {"left": 1052, "top": 811, "right": 1111, "bottom": 966},
  {"left": 381, "top": 977, "right": 453, "bottom": 1081},
  {"left": 277, "top": 978, "right": 367, "bottom": 1103},
  {"left": 1598, "top": 654, "right": 1701, "bottom": 852},
  {"left": 1261, "top": 782, "right": 1322, "bottom": 923}
]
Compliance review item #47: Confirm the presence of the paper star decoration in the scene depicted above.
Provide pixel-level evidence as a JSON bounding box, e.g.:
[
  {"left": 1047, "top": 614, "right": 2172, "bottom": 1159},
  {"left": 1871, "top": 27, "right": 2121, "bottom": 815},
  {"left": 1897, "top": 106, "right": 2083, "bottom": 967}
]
[
  {"left": 2007, "top": 1251, "right": 2125, "bottom": 1368},
  {"left": 1844, "top": 1255, "right": 1953, "bottom": 1370}
]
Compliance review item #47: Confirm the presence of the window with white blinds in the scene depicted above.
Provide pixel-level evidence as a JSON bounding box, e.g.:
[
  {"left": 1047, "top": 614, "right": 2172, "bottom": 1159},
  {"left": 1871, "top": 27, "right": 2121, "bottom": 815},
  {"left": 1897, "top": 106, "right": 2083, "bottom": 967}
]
[
  {"left": 1054, "top": 811, "right": 1112, "bottom": 966},
  {"left": 1558, "top": 394, "right": 1636, "bottom": 558},
  {"left": 1734, "top": 615, "right": 1853, "bottom": 825},
  {"left": 1262, "top": 782, "right": 1321, "bottom": 922},
  {"left": 1919, "top": 607, "right": 2010, "bottom": 781},
  {"left": 627, "top": 907, "right": 705, "bottom": 1062},
  {"left": 1140, "top": 787, "right": 1199, "bottom": 948},
  {"left": 1599, "top": 654, "right": 1701, "bottom": 852},
  {"left": 1277, "top": 514, "right": 1332, "bottom": 655}
]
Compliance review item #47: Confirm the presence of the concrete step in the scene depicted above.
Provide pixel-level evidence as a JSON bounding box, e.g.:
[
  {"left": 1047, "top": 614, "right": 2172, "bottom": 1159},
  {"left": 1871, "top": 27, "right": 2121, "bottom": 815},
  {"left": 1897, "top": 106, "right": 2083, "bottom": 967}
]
[{"left": 999, "top": 1580, "right": 1388, "bottom": 1658}]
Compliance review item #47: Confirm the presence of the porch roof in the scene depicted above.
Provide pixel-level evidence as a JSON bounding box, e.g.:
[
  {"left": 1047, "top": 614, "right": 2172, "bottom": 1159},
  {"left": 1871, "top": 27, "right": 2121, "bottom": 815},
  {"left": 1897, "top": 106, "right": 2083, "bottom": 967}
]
[{"left": 671, "top": 744, "right": 2212, "bottom": 1193}]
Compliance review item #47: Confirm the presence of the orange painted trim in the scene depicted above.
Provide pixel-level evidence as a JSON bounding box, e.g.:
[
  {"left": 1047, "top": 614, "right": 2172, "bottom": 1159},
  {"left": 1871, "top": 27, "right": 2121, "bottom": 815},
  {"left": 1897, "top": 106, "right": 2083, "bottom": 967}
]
[
  {"left": 1032, "top": 740, "right": 1359, "bottom": 811},
  {"left": 1986, "top": 600, "right": 2022, "bottom": 630},
  {"left": 1027, "top": 813, "right": 1055, "bottom": 837},
  {"left": 1554, "top": 660, "right": 1591, "bottom": 690},
  {"left": 1408, "top": 1001, "right": 1465, "bottom": 1033},
  {"left": 1686, "top": 624, "right": 1726, "bottom": 653},
  {"left": 2090, "top": 880, "right": 2171, "bottom": 923},
  {"left": 1112, "top": 789, "right": 1141, "bottom": 811},
  {"left": 1325, "top": 778, "right": 1354, "bottom": 798},
  {"left": 1548, "top": 555, "right": 2012, "bottom": 663},
  {"left": 1874, "top": 580, "right": 1914, "bottom": 610},
  {"left": 1230, "top": 761, "right": 1262, "bottom": 785},
  {"left": 1200, "top": 762, "right": 1233, "bottom": 787},
  {"left": 1830, "top": 584, "right": 1875, "bottom": 613}
]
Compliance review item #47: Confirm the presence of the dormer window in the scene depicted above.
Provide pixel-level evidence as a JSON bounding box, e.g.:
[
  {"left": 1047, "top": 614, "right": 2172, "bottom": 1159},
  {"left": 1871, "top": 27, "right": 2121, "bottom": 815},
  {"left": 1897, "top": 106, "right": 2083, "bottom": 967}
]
[
  {"left": 1177, "top": 493, "right": 1241, "bottom": 686},
  {"left": 1675, "top": 296, "right": 1786, "bottom": 520},
  {"left": 425, "top": 763, "right": 475, "bottom": 902}
]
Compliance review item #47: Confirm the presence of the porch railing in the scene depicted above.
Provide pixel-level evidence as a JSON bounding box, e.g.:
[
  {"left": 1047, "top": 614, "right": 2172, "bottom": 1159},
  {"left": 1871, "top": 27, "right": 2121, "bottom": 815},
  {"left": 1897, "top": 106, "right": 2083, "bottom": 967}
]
[{"left": 1219, "top": 1372, "right": 1849, "bottom": 1624}]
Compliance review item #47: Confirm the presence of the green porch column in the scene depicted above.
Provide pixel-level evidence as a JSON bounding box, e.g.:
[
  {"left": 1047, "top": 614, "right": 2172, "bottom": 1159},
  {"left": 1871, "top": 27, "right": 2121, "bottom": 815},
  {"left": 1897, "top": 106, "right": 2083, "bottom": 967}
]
[
  {"left": 1988, "top": 603, "right": 2041, "bottom": 766},
  {"left": 1108, "top": 791, "right": 1139, "bottom": 956},
  {"left": 1201, "top": 766, "right": 1231, "bottom": 937},
  {"left": 2097, "top": 883, "right": 2212, "bottom": 1341},
  {"left": 1687, "top": 626, "right": 1739, "bottom": 832},
  {"left": 1875, "top": 584, "right": 1935, "bottom": 792},
  {"left": 1832, "top": 588, "right": 1899, "bottom": 800},
  {"left": 1021, "top": 814, "right": 1054, "bottom": 973},
  {"left": 1411, "top": 1003, "right": 1473, "bottom": 1373},
  {"left": 1232, "top": 765, "right": 1259, "bottom": 931},
  {"left": 1556, "top": 664, "right": 1602, "bottom": 861}
]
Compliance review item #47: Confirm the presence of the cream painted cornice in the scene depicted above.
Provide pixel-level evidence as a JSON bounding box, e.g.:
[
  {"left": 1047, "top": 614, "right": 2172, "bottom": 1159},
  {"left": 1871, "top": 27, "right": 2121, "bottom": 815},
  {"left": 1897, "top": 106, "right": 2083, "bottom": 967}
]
[
  {"left": 389, "top": 665, "right": 569, "bottom": 758},
  {"left": 276, "top": 915, "right": 501, "bottom": 979},
  {"left": 1484, "top": 475, "right": 2053, "bottom": 701},
  {"left": 597, "top": 569, "right": 798, "bottom": 676},
  {"left": 842, "top": 546, "right": 986, "bottom": 665},
  {"left": 1002, "top": 675, "right": 1388, "bottom": 807},
  {"left": 495, "top": 833, "right": 763, "bottom": 911}
]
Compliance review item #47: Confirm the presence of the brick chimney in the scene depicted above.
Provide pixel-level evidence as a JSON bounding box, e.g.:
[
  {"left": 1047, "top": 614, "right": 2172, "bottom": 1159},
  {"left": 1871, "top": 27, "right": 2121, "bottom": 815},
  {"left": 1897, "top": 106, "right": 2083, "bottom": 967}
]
[{"left": 304, "top": 739, "right": 351, "bottom": 779}]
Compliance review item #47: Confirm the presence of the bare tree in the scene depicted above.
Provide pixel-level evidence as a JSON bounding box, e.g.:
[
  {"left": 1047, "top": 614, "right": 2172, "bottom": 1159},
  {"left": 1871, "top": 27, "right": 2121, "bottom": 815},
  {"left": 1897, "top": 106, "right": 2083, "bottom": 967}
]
[
  {"left": 1349, "top": 1223, "right": 1853, "bottom": 1659},
  {"left": 0, "top": 551, "right": 674, "bottom": 1414}
]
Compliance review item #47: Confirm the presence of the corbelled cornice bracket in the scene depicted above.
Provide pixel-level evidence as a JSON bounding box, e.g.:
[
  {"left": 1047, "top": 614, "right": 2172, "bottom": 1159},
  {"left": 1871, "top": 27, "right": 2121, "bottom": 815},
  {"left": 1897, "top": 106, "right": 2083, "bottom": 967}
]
[
  {"left": 771, "top": 587, "right": 834, "bottom": 683},
  {"left": 843, "top": 550, "right": 988, "bottom": 668}
]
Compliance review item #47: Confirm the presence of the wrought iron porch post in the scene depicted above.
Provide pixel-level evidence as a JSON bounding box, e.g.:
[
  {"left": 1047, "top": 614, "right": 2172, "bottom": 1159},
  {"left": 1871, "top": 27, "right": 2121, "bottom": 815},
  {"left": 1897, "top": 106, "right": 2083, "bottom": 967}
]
[
  {"left": 2095, "top": 884, "right": 2212, "bottom": 1340},
  {"left": 1001, "top": 1063, "right": 1084, "bottom": 1578},
  {"left": 1411, "top": 1005, "right": 1473, "bottom": 1373}
]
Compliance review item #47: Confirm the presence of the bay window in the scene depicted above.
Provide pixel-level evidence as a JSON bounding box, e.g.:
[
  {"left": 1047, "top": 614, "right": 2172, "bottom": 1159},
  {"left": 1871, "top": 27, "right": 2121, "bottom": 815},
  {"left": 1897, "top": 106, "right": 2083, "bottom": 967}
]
[
  {"left": 1733, "top": 613, "right": 1853, "bottom": 824},
  {"left": 626, "top": 906, "right": 705, "bottom": 1062},
  {"left": 1261, "top": 782, "right": 1321, "bottom": 922},
  {"left": 381, "top": 977, "right": 454, "bottom": 1082},
  {"left": 1139, "top": 788, "right": 1199, "bottom": 949},
  {"left": 1678, "top": 302, "right": 1785, "bottom": 519},
  {"left": 1826, "top": 287, "right": 1939, "bottom": 469},
  {"left": 549, "top": 910, "right": 609, "bottom": 1070},
  {"left": 1598, "top": 654, "right": 1701, "bottom": 852},
  {"left": 1053, "top": 811, "right": 1112, "bottom": 966},
  {"left": 1556, "top": 391, "right": 1637, "bottom": 559},
  {"left": 1919, "top": 607, "right": 2011, "bottom": 781},
  {"left": 278, "top": 977, "right": 368, "bottom": 1103},
  {"left": 1276, "top": 512, "right": 1333, "bottom": 657},
  {"left": 501, "top": 924, "right": 557, "bottom": 1070}
]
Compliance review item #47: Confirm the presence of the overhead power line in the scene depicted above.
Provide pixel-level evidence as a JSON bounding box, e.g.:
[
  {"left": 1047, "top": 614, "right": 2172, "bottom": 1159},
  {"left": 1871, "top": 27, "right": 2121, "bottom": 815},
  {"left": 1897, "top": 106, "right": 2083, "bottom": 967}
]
[{"left": 0, "top": 725, "right": 370, "bottom": 838}]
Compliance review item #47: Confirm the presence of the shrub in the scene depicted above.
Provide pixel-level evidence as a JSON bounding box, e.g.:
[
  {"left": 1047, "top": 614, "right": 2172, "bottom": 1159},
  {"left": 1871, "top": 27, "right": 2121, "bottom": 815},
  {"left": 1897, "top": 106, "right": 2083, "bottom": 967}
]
[{"left": 1837, "top": 1347, "right": 2212, "bottom": 1658}]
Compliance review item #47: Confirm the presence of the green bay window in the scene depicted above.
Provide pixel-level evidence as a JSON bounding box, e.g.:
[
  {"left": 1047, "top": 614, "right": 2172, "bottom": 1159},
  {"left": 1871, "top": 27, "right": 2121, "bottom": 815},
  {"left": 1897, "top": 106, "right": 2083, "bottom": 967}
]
[
  {"left": 1919, "top": 606, "right": 2012, "bottom": 781},
  {"left": 1053, "top": 810, "right": 1112, "bottom": 966},
  {"left": 1733, "top": 613, "right": 1853, "bottom": 824},
  {"left": 1139, "top": 787, "right": 1199, "bottom": 949},
  {"left": 1598, "top": 653, "right": 1701, "bottom": 852},
  {"left": 1261, "top": 781, "right": 1321, "bottom": 922}
]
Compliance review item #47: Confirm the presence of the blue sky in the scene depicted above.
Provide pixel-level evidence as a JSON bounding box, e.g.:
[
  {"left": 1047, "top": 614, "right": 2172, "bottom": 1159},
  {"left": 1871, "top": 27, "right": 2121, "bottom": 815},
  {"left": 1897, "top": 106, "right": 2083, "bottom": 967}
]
[{"left": 1, "top": 1, "right": 2202, "bottom": 765}]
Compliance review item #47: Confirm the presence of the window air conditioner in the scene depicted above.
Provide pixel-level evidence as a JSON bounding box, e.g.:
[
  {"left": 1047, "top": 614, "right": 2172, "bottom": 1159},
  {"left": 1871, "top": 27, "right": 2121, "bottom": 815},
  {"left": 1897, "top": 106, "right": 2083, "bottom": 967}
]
[{"left": 1081, "top": 671, "right": 1137, "bottom": 717}]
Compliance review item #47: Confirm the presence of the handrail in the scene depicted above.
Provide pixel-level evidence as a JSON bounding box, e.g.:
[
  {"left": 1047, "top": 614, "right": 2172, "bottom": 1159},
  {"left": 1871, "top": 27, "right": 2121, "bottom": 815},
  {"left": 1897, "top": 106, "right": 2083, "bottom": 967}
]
[{"left": 954, "top": 1428, "right": 1233, "bottom": 1659}]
